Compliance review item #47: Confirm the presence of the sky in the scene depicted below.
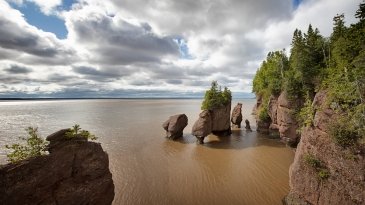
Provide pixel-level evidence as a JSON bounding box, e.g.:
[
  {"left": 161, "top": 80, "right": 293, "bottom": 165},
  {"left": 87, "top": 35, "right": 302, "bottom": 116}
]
[{"left": 0, "top": 0, "right": 362, "bottom": 98}]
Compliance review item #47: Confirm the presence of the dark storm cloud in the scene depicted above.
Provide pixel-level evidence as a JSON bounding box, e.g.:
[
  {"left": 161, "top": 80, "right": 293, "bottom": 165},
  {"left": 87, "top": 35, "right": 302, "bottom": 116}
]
[
  {"left": 0, "top": 18, "right": 73, "bottom": 59},
  {"left": 72, "top": 66, "right": 120, "bottom": 82},
  {"left": 69, "top": 13, "right": 180, "bottom": 65},
  {"left": 0, "top": 75, "right": 31, "bottom": 84},
  {"left": 166, "top": 79, "right": 183, "bottom": 85},
  {"left": 4, "top": 65, "right": 32, "bottom": 74}
]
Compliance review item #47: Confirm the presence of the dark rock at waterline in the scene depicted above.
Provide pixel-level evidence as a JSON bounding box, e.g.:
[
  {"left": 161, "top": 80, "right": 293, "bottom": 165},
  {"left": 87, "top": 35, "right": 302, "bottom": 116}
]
[
  {"left": 0, "top": 129, "right": 115, "bottom": 205},
  {"left": 162, "top": 114, "right": 188, "bottom": 140},
  {"left": 231, "top": 103, "right": 243, "bottom": 128},
  {"left": 192, "top": 110, "right": 212, "bottom": 144},
  {"left": 245, "top": 119, "right": 252, "bottom": 131},
  {"left": 257, "top": 120, "right": 270, "bottom": 133}
]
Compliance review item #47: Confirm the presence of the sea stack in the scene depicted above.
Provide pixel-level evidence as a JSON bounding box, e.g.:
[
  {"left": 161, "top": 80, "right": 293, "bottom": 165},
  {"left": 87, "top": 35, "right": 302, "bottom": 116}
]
[{"left": 231, "top": 103, "right": 243, "bottom": 128}]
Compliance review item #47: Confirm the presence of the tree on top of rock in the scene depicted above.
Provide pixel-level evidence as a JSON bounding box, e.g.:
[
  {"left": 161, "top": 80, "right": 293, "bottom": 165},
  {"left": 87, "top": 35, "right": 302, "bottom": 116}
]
[{"left": 201, "top": 81, "right": 232, "bottom": 110}]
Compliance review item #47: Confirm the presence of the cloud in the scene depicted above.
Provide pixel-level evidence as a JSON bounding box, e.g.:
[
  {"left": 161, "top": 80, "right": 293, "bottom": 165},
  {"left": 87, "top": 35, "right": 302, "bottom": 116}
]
[
  {"left": 4, "top": 64, "right": 32, "bottom": 74},
  {"left": 0, "top": 0, "right": 363, "bottom": 97},
  {"left": 0, "top": 0, "right": 76, "bottom": 65},
  {"left": 64, "top": 4, "right": 180, "bottom": 65},
  {"left": 6, "top": 0, "right": 63, "bottom": 14}
]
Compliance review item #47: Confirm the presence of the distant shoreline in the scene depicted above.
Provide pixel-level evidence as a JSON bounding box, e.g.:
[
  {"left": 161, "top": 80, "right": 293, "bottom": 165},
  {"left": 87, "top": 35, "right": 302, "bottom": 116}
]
[{"left": 0, "top": 97, "right": 255, "bottom": 101}]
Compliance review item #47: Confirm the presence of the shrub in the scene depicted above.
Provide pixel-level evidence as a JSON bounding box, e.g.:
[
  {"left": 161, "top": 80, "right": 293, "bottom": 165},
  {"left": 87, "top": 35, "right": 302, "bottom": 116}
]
[
  {"left": 66, "top": 124, "right": 98, "bottom": 140},
  {"left": 5, "top": 127, "right": 48, "bottom": 163},
  {"left": 303, "top": 153, "right": 330, "bottom": 180},
  {"left": 201, "top": 81, "right": 232, "bottom": 110},
  {"left": 329, "top": 114, "right": 362, "bottom": 148},
  {"left": 258, "top": 105, "right": 271, "bottom": 122},
  {"left": 318, "top": 168, "right": 330, "bottom": 180},
  {"left": 303, "top": 153, "right": 321, "bottom": 168},
  {"left": 297, "top": 96, "right": 315, "bottom": 133}
]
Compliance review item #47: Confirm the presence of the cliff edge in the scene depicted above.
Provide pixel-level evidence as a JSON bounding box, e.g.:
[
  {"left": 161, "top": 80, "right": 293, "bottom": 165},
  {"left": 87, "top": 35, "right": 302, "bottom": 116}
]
[
  {"left": 0, "top": 129, "right": 115, "bottom": 205},
  {"left": 284, "top": 91, "right": 365, "bottom": 205}
]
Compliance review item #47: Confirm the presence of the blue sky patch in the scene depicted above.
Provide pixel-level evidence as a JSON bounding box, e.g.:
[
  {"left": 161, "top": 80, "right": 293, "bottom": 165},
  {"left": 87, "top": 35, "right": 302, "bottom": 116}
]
[
  {"left": 175, "top": 38, "right": 193, "bottom": 60},
  {"left": 293, "top": 0, "right": 302, "bottom": 9},
  {"left": 9, "top": 1, "right": 75, "bottom": 39}
]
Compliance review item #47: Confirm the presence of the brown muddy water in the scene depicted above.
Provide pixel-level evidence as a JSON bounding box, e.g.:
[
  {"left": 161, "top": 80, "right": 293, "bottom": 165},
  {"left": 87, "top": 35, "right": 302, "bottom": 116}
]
[{"left": 0, "top": 99, "right": 294, "bottom": 205}]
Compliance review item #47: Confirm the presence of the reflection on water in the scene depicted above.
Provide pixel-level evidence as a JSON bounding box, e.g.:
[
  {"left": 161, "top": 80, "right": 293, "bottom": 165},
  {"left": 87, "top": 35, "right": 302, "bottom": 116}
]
[{"left": 0, "top": 99, "right": 294, "bottom": 205}]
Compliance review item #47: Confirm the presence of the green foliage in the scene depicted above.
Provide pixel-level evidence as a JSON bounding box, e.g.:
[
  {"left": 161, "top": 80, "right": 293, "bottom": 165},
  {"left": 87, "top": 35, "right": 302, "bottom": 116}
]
[
  {"left": 289, "top": 25, "right": 327, "bottom": 98},
  {"left": 66, "top": 124, "right": 98, "bottom": 140},
  {"left": 253, "top": 51, "right": 288, "bottom": 122},
  {"left": 355, "top": 1, "right": 365, "bottom": 21},
  {"left": 5, "top": 127, "right": 48, "bottom": 163},
  {"left": 303, "top": 153, "right": 330, "bottom": 180},
  {"left": 258, "top": 105, "right": 271, "bottom": 122},
  {"left": 304, "top": 153, "right": 321, "bottom": 168},
  {"left": 201, "top": 81, "right": 231, "bottom": 110},
  {"left": 297, "top": 96, "right": 315, "bottom": 132},
  {"left": 329, "top": 112, "right": 364, "bottom": 148},
  {"left": 253, "top": 50, "right": 288, "bottom": 96},
  {"left": 318, "top": 168, "right": 330, "bottom": 180}
]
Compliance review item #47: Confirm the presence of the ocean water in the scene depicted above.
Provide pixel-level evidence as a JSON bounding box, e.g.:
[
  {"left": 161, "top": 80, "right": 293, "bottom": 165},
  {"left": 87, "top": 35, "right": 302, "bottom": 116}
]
[{"left": 0, "top": 99, "right": 294, "bottom": 205}]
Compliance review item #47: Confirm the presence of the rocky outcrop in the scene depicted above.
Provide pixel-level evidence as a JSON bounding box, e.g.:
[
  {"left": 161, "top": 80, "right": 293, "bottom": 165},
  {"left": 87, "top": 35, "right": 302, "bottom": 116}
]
[
  {"left": 231, "top": 103, "right": 243, "bottom": 128},
  {"left": 0, "top": 129, "right": 115, "bottom": 205},
  {"left": 252, "top": 94, "right": 262, "bottom": 115},
  {"left": 254, "top": 92, "right": 300, "bottom": 145},
  {"left": 268, "top": 95, "right": 279, "bottom": 129},
  {"left": 162, "top": 114, "right": 188, "bottom": 140},
  {"left": 277, "top": 91, "right": 300, "bottom": 145},
  {"left": 192, "top": 110, "right": 212, "bottom": 144},
  {"left": 211, "top": 102, "right": 231, "bottom": 135},
  {"left": 284, "top": 91, "right": 365, "bottom": 205}
]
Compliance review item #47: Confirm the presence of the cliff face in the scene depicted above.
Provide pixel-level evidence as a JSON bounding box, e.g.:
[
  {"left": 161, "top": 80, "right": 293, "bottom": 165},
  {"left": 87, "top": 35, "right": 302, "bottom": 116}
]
[
  {"left": 285, "top": 91, "right": 365, "bottom": 205},
  {"left": 0, "top": 129, "right": 115, "bottom": 205},
  {"left": 256, "top": 91, "right": 300, "bottom": 144}
]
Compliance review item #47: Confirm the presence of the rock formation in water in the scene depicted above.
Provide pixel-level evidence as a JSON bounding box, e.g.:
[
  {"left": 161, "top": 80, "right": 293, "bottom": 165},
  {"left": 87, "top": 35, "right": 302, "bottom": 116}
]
[
  {"left": 192, "top": 110, "right": 212, "bottom": 144},
  {"left": 245, "top": 119, "right": 252, "bottom": 131},
  {"left": 231, "top": 103, "right": 243, "bottom": 128},
  {"left": 0, "top": 129, "right": 115, "bottom": 205},
  {"left": 283, "top": 91, "right": 365, "bottom": 205},
  {"left": 162, "top": 114, "right": 188, "bottom": 140},
  {"left": 255, "top": 92, "right": 300, "bottom": 145},
  {"left": 276, "top": 92, "right": 301, "bottom": 145},
  {"left": 210, "top": 102, "right": 231, "bottom": 136}
]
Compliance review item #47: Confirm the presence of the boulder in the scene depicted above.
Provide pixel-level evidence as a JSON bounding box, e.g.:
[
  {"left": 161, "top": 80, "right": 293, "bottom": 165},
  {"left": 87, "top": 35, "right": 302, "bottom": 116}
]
[
  {"left": 0, "top": 129, "right": 115, "bottom": 205},
  {"left": 162, "top": 114, "right": 188, "bottom": 140},
  {"left": 231, "top": 103, "right": 243, "bottom": 128},
  {"left": 192, "top": 110, "right": 212, "bottom": 144}
]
